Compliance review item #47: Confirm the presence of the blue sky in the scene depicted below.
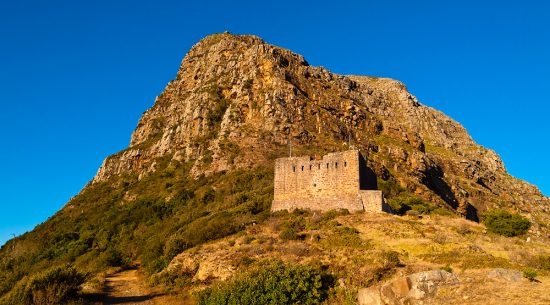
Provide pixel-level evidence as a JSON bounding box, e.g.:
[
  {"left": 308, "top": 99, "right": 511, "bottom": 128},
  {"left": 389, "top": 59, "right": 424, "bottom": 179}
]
[{"left": 0, "top": 0, "right": 548, "bottom": 246}]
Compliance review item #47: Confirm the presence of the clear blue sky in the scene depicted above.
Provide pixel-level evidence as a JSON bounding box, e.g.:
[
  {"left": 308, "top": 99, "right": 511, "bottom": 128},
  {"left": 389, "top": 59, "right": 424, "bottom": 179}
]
[{"left": 1, "top": 0, "right": 549, "bottom": 246}]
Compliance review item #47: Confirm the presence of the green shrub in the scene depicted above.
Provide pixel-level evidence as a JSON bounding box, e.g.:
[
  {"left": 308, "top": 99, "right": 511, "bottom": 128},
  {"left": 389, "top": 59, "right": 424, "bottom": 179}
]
[
  {"left": 387, "top": 194, "right": 439, "bottom": 215},
  {"left": 0, "top": 162, "right": 274, "bottom": 298},
  {"left": 243, "top": 79, "right": 253, "bottom": 90},
  {"left": 537, "top": 254, "right": 550, "bottom": 270},
  {"left": 483, "top": 209, "right": 531, "bottom": 237},
  {"left": 196, "top": 261, "right": 334, "bottom": 305},
  {"left": 279, "top": 227, "right": 300, "bottom": 240},
  {"left": 377, "top": 178, "right": 406, "bottom": 199},
  {"left": 3, "top": 265, "right": 86, "bottom": 305},
  {"left": 164, "top": 238, "right": 188, "bottom": 260},
  {"left": 206, "top": 97, "right": 229, "bottom": 128},
  {"left": 148, "top": 268, "right": 194, "bottom": 288},
  {"left": 323, "top": 226, "right": 366, "bottom": 248},
  {"left": 170, "top": 188, "right": 195, "bottom": 204},
  {"left": 243, "top": 235, "right": 255, "bottom": 244},
  {"left": 318, "top": 209, "right": 349, "bottom": 223},
  {"left": 441, "top": 265, "right": 453, "bottom": 273},
  {"left": 233, "top": 256, "right": 255, "bottom": 268},
  {"left": 201, "top": 188, "right": 216, "bottom": 204},
  {"left": 279, "top": 215, "right": 306, "bottom": 240},
  {"left": 364, "top": 250, "right": 403, "bottom": 285},
  {"left": 380, "top": 250, "right": 402, "bottom": 268},
  {"left": 523, "top": 268, "right": 538, "bottom": 282},
  {"left": 100, "top": 248, "right": 128, "bottom": 268}
]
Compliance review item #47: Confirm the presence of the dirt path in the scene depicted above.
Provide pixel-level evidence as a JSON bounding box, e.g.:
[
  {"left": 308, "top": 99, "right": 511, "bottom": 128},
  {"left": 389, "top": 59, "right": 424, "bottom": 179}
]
[
  {"left": 102, "top": 267, "right": 160, "bottom": 304},
  {"left": 80, "top": 264, "right": 190, "bottom": 305}
]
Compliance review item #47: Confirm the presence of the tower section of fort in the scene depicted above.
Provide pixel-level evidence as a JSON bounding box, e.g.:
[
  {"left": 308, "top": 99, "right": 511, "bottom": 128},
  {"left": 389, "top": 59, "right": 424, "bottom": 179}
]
[{"left": 272, "top": 150, "right": 385, "bottom": 212}]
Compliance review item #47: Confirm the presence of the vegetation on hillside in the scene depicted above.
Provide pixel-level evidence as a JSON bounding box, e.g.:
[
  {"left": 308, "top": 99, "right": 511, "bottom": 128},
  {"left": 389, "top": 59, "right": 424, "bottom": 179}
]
[
  {"left": 144, "top": 208, "right": 550, "bottom": 304},
  {"left": 0, "top": 156, "right": 273, "bottom": 304},
  {"left": 378, "top": 178, "right": 451, "bottom": 216},
  {"left": 0, "top": 161, "right": 547, "bottom": 304},
  {"left": 482, "top": 209, "right": 531, "bottom": 237},
  {"left": 0, "top": 265, "right": 85, "bottom": 305},
  {"left": 0, "top": 146, "right": 543, "bottom": 305},
  {"left": 196, "top": 260, "right": 334, "bottom": 305}
]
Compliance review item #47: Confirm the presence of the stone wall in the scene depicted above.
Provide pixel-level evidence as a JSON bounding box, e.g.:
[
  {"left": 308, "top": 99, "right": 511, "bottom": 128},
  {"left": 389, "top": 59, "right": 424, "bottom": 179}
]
[{"left": 272, "top": 150, "right": 384, "bottom": 212}]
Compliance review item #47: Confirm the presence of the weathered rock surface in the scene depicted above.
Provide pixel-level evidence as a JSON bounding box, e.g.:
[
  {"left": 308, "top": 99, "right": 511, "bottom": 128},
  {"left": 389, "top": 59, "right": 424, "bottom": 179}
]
[
  {"left": 90, "top": 33, "right": 549, "bottom": 230},
  {"left": 164, "top": 247, "right": 234, "bottom": 282},
  {"left": 487, "top": 268, "right": 523, "bottom": 282},
  {"left": 359, "top": 269, "right": 459, "bottom": 305},
  {"left": 358, "top": 287, "right": 383, "bottom": 305}
]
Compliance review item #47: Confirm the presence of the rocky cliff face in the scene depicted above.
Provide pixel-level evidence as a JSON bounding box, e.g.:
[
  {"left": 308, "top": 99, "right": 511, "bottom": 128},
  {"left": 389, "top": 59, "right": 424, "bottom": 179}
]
[{"left": 92, "top": 33, "right": 548, "bottom": 232}]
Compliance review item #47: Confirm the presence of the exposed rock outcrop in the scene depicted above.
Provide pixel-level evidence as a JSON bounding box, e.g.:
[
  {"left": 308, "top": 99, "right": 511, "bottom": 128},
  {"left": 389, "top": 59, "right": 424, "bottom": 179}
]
[
  {"left": 358, "top": 269, "right": 460, "bottom": 305},
  {"left": 487, "top": 268, "right": 523, "bottom": 282},
  {"left": 90, "top": 33, "right": 549, "bottom": 230}
]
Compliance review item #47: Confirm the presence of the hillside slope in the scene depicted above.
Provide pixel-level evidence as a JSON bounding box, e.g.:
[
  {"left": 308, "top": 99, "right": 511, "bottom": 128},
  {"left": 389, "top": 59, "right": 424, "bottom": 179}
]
[
  {"left": 0, "top": 33, "right": 548, "bottom": 304},
  {"left": 159, "top": 210, "right": 550, "bottom": 305},
  {"left": 93, "top": 33, "right": 548, "bottom": 226}
]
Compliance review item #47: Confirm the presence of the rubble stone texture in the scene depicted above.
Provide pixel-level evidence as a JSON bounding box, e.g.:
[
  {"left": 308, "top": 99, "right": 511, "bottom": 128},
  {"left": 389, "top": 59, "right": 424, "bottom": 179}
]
[{"left": 272, "top": 150, "right": 384, "bottom": 212}]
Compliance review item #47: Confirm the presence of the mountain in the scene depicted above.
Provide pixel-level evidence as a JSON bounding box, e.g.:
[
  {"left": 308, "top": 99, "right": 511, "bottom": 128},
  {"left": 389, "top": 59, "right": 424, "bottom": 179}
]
[
  {"left": 0, "top": 33, "right": 548, "bottom": 304},
  {"left": 94, "top": 32, "right": 548, "bottom": 226}
]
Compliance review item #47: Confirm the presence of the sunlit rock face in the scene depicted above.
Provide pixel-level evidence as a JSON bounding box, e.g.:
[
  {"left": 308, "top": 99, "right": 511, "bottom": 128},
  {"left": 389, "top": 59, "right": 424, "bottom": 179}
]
[{"left": 91, "top": 33, "right": 549, "bottom": 233}]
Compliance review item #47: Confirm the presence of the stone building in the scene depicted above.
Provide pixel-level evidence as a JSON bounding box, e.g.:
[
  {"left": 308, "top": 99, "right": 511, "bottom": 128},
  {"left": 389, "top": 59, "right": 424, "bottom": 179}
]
[{"left": 272, "top": 150, "right": 388, "bottom": 212}]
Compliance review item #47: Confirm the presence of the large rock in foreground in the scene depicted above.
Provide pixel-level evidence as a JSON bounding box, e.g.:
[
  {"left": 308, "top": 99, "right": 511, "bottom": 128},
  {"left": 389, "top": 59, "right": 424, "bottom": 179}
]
[{"left": 358, "top": 269, "right": 459, "bottom": 305}]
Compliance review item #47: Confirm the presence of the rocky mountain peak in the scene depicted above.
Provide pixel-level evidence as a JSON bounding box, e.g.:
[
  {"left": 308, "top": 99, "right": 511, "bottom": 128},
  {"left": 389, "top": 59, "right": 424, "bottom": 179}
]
[{"left": 91, "top": 33, "right": 548, "bottom": 233}]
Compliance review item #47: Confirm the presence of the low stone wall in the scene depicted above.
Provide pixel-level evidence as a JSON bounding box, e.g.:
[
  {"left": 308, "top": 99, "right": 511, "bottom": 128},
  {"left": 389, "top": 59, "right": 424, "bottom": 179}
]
[
  {"left": 272, "top": 196, "right": 365, "bottom": 212},
  {"left": 359, "top": 190, "right": 384, "bottom": 213}
]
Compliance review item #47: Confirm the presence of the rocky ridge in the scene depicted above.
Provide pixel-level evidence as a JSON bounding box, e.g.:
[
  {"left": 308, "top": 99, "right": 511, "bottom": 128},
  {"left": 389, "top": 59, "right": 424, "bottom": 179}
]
[{"left": 92, "top": 33, "right": 548, "bottom": 231}]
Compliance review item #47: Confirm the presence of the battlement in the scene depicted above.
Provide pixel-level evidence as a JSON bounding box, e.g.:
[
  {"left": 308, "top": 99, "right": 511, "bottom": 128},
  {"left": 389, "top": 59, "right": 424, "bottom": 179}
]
[{"left": 272, "top": 150, "right": 387, "bottom": 212}]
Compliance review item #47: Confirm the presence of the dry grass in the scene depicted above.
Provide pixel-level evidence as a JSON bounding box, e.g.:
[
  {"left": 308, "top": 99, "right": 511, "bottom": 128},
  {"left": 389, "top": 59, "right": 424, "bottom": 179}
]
[{"left": 152, "top": 211, "right": 550, "bottom": 304}]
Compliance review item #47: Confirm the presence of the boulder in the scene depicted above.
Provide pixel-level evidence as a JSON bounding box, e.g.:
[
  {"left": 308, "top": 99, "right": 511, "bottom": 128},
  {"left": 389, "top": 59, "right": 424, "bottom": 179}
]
[
  {"left": 360, "top": 269, "right": 459, "bottom": 305},
  {"left": 406, "top": 269, "right": 459, "bottom": 299},
  {"left": 487, "top": 268, "right": 522, "bottom": 282},
  {"left": 357, "top": 287, "right": 383, "bottom": 305}
]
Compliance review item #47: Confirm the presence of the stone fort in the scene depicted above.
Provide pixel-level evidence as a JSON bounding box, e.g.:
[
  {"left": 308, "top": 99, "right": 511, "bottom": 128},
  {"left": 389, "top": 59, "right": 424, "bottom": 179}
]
[{"left": 272, "top": 150, "right": 387, "bottom": 212}]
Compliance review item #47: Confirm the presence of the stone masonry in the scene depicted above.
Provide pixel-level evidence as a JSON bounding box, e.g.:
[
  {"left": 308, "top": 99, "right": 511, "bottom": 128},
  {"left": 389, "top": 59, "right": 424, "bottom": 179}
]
[{"left": 272, "top": 150, "right": 387, "bottom": 212}]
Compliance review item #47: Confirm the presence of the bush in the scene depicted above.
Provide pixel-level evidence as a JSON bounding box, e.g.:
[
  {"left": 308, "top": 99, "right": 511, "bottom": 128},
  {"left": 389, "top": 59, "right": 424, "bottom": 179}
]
[
  {"left": 380, "top": 250, "right": 402, "bottom": 268},
  {"left": 483, "top": 209, "right": 531, "bottom": 237},
  {"left": 206, "top": 97, "right": 229, "bottom": 128},
  {"left": 441, "top": 265, "right": 453, "bottom": 273},
  {"left": 148, "top": 268, "right": 194, "bottom": 288},
  {"left": 100, "top": 248, "right": 128, "bottom": 267},
  {"left": 279, "top": 215, "right": 306, "bottom": 241},
  {"left": 280, "top": 227, "right": 300, "bottom": 240},
  {"left": 324, "top": 226, "right": 366, "bottom": 248},
  {"left": 386, "top": 193, "right": 452, "bottom": 216},
  {"left": 366, "top": 251, "right": 403, "bottom": 285},
  {"left": 0, "top": 161, "right": 274, "bottom": 299},
  {"left": 377, "top": 178, "right": 406, "bottom": 199},
  {"left": 4, "top": 265, "right": 86, "bottom": 305},
  {"left": 523, "top": 268, "right": 538, "bottom": 282},
  {"left": 537, "top": 254, "right": 550, "bottom": 270},
  {"left": 196, "top": 261, "right": 334, "bottom": 305}
]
